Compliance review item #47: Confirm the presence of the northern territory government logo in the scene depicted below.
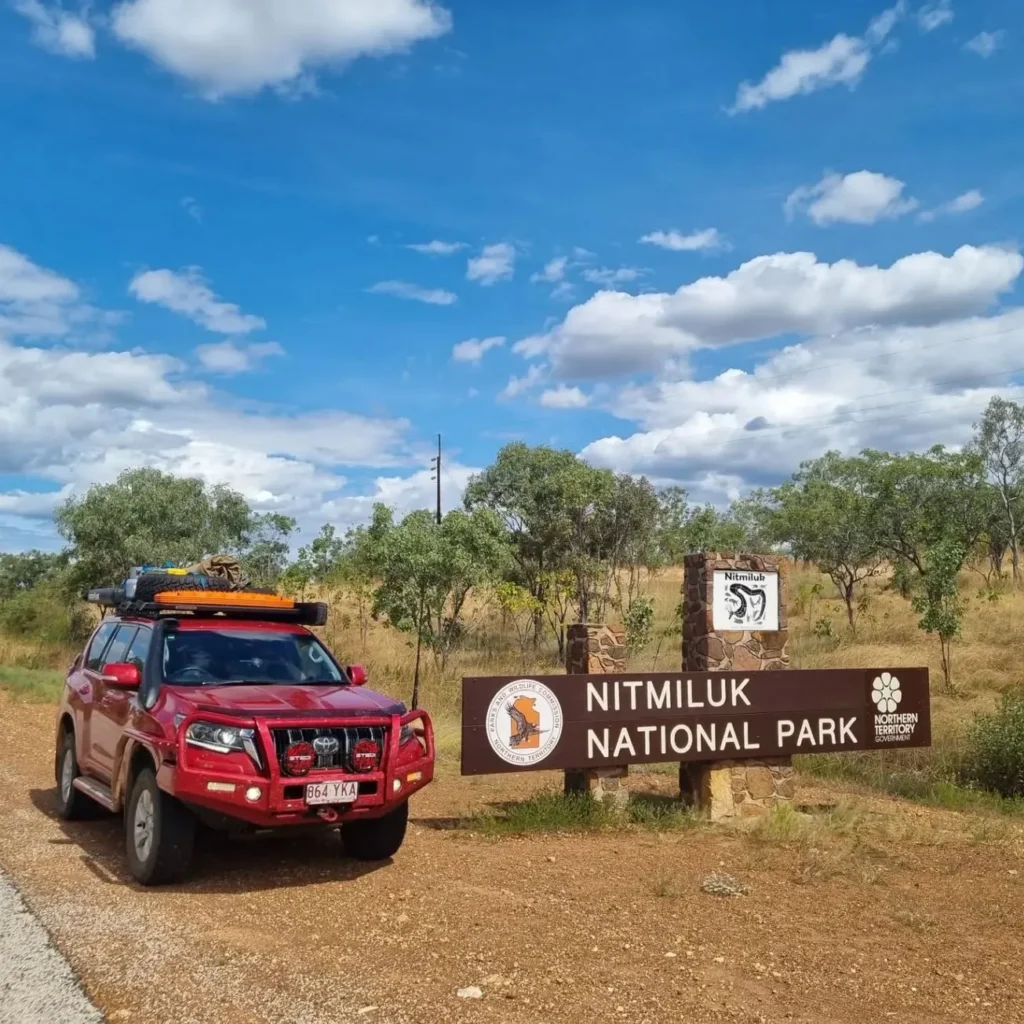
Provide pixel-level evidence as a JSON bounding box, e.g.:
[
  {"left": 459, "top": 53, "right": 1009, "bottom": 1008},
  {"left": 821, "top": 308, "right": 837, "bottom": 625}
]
[
  {"left": 485, "top": 679, "right": 564, "bottom": 766},
  {"left": 871, "top": 671, "right": 919, "bottom": 744}
]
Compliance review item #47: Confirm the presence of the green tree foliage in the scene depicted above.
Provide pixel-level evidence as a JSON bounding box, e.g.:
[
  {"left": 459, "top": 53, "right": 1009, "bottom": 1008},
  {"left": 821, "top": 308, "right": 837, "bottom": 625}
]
[
  {"left": 911, "top": 540, "right": 966, "bottom": 693},
  {"left": 464, "top": 443, "right": 659, "bottom": 634},
  {"left": 963, "top": 693, "right": 1024, "bottom": 798},
  {"left": 971, "top": 396, "right": 1024, "bottom": 585},
  {"left": 364, "top": 504, "right": 509, "bottom": 707},
  {"left": 655, "top": 486, "right": 754, "bottom": 560},
  {"left": 0, "top": 551, "right": 67, "bottom": 599},
  {"left": 236, "top": 513, "right": 297, "bottom": 588},
  {"left": 769, "top": 452, "right": 883, "bottom": 630},
  {"left": 55, "top": 468, "right": 253, "bottom": 590}
]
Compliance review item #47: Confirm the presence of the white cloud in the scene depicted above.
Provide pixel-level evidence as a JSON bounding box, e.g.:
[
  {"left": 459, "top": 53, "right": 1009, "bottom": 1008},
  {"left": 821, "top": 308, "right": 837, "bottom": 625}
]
[
  {"left": 0, "top": 333, "right": 417, "bottom": 548},
  {"left": 317, "top": 461, "right": 479, "bottom": 532},
  {"left": 582, "top": 266, "right": 645, "bottom": 287},
  {"left": 785, "top": 170, "right": 918, "bottom": 225},
  {"left": 515, "top": 244, "right": 1023, "bottom": 379},
  {"left": 640, "top": 229, "right": 725, "bottom": 252},
  {"left": 0, "top": 242, "right": 118, "bottom": 339},
  {"left": 550, "top": 281, "right": 576, "bottom": 302},
  {"left": 14, "top": 0, "right": 95, "bottom": 59},
  {"left": 466, "top": 243, "right": 516, "bottom": 286},
  {"left": 129, "top": 267, "right": 265, "bottom": 334},
  {"left": 917, "top": 0, "right": 953, "bottom": 31},
  {"left": 729, "top": 3, "right": 904, "bottom": 114},
  {"left": 580, "top": 309, "right": 1024, "bottom": 490},
  {"left": 368, "top": 279, "right": 457, "bottom": 305},
  {"left": 531, "top": 257, "right": 569, "bottom": 284},
  {"left": 406, "top": 240, "right": 466, "bottom": 255},
  {"left": 181, "top": 197, "right": 203, "bottom": 223},
  {"left": 109, "top": 0, "right": 452, "bottom": 99},
  {"left": 966, "top": 31, "right": 1006, "bottom": 58},
  {"left": 195, "top": 340, "right": 284, "bottom": 374},
  {"left": 917, "top": 189, "right": 984, "bottom": 222},
  {"left": 539, "top": 385, "right": 589, "bottom": 410},
  {"left": 451, "top": 336, "right": 505, "bottom": 364},
  {"left": 501, "top": 364, "right": 545, "bottom": 400}
]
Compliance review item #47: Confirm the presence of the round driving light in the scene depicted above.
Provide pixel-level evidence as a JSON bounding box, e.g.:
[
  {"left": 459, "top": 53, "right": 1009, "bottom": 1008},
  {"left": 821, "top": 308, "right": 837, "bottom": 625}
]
[
  {"left": 351, "top": 739, "right": 380, "bottom": 773},
  {"left": 392, "top": 778, "right": 402, "bottom": 793},
  {"left": 245, "top": 786, "right": 262, "bottom": 802},
  {"left": 283, "top": 741, "right": 316, "bottom": 777}
]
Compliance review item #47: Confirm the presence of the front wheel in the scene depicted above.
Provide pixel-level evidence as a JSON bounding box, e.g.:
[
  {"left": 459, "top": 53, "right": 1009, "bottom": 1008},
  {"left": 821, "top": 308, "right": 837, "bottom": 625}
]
[
  {"left": 125, "top": 767, "right": 196, "bottom": 885},
  {"left": 341, "top": 801, "right": 408, "bottom": 861}
]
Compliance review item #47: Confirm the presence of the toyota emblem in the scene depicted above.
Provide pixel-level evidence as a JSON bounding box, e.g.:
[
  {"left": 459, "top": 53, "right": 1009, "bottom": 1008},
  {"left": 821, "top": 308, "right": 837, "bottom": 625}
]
[{"left": 312, "top": 735, "right": 340, "bottom": 757}]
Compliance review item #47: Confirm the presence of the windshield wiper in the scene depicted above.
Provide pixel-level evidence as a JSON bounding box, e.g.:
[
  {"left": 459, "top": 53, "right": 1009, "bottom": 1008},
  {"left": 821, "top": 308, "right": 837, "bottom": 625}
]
[{"left": 201, "top": 678, "right": 343, "bottom": 686}]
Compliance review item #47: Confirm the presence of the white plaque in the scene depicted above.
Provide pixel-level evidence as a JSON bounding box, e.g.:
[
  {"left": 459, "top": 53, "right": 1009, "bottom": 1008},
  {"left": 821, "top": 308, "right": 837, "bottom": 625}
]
[{"left": 712, "top": 570, "right": 780, "bottom": 632}]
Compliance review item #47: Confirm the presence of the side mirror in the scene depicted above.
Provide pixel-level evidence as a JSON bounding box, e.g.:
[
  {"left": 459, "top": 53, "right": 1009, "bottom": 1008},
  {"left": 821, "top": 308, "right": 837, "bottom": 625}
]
[
  {"left": 102, "top": 662, "right": 141, "bottom": 689},
  {"left": 347, "top": 664, "right": 368, "bottom": 686}
]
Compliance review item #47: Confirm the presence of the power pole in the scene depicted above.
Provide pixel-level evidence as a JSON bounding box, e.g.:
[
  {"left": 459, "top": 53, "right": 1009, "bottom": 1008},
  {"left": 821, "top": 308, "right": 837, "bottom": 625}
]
[{"left": 429, "top": 434, "right": 442, "bottom": 524}]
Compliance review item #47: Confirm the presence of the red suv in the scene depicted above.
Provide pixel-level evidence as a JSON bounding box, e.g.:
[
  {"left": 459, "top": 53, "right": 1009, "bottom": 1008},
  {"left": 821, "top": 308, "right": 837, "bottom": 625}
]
[{"left": 53, "top": 580, "right": 434, "bottom": 886}]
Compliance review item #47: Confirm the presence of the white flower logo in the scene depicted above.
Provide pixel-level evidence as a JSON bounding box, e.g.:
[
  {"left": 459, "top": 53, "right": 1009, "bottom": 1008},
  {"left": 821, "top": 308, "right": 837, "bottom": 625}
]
[{"left": 871, "top": 672, "right": 902, "bottom": 714}]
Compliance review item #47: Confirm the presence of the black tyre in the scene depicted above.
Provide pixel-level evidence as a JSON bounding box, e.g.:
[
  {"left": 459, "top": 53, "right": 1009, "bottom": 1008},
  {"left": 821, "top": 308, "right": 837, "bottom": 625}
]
[
  {"left": 54, "top": 730, "right": 101, "bottom": 820},
  {"left": 124, "top": 767, "right": 196, "bottom": 885},
  {"left": 341, "top": 801, "right": 409, "bottom": 861}
]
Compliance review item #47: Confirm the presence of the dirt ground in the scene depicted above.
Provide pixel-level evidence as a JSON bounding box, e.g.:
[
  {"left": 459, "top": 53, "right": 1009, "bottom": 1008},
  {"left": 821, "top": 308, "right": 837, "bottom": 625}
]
[{"left": 1, "top": 691, "right": 1023, "bottom": 1024}]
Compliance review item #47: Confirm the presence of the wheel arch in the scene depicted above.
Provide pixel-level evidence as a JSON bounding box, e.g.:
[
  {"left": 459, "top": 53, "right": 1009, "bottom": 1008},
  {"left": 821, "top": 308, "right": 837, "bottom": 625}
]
[{"left": 115, "top": 740, "right": 158, "bottom": 811}]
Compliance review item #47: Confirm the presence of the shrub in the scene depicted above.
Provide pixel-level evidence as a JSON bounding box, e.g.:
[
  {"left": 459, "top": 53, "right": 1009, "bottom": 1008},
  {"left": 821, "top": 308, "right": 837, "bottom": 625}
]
[{"left": 962, "top": 693, "right": 1024, "bottom": 798}]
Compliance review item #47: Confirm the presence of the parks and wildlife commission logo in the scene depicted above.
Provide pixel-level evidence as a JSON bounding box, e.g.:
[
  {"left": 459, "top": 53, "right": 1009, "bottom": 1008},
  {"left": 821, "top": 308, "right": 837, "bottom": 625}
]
[{"left": 486, "top": 679, "right": 563, "bottom": 766}]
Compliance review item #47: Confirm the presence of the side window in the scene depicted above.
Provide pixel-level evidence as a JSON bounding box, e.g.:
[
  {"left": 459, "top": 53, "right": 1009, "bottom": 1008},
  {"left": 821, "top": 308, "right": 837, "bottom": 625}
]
[
  {"left": 101, "top": 625, "right": 138, "bottom": 668},
  {"left": 85, "top": 622, "right": 118, "bottom": 671},
  {"left": 125, "top": 628, "right": 152, "bottom": 670}
]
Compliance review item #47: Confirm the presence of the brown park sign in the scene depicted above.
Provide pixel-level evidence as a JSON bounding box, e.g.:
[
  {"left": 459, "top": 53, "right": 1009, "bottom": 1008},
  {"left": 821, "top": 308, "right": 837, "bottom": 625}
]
[{"left": 460, "top": 667, "right": 930, "bottom": 775}]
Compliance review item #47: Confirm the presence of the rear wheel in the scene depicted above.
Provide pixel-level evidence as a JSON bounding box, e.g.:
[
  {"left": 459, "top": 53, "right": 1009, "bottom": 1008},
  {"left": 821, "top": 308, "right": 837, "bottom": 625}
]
[
  {"left": 341, "top": 801, "right": 408, "bottom": 861},
  {"left": 54, "top": 730, "right": 100, "bottom": 820},
  {"left": 124, "top": 767, "right": 196, "bottom": 885}
]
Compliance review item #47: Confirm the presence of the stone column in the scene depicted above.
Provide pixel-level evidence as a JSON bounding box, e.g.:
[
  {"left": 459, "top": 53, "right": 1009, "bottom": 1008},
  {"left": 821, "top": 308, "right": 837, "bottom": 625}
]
[
  {"left": 680, "top": 553, "right": 796, "bottom": 820},
  {"left": 564, "top": 624, "right": 629, "bottom": 808}
]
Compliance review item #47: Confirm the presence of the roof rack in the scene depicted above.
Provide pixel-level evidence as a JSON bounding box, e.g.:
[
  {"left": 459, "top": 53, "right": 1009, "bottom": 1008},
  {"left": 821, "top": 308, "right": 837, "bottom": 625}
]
[{"left": 84, "top": 583, "right": 328, "bottom": 627}]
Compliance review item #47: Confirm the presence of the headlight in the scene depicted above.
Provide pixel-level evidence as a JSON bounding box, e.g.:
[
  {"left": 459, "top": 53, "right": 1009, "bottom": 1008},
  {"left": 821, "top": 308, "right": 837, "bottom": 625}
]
[{"left": 185, "top": 721, "right": 262, "bottom": 768}]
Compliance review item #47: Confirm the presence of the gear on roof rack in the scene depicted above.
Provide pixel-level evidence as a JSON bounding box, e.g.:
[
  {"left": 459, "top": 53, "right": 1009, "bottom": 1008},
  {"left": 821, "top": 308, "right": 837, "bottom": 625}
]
[{"left": 82, "top": 554, "right": 327, "bottom": 625}]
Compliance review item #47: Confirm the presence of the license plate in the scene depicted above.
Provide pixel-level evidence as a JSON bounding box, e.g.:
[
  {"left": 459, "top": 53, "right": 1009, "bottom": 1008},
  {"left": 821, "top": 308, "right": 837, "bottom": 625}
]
[{"left": 305, "top": 780, "right": 359, "bottom": 805}]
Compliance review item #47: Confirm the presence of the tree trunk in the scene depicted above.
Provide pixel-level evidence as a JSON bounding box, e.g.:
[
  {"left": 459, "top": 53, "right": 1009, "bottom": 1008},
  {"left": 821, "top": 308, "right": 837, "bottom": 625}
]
[
  {"left": 842, "top": 581, "right": 856, "bottom": 631},
  {"left": 940, "top": 635, "right": 954, "bottom": 694},
  {"left": 1011, "top": 535, "right": 1021, "bottom": 588},
  {"left": 411, "top": 591, "right": 425, "bottom": 709}
]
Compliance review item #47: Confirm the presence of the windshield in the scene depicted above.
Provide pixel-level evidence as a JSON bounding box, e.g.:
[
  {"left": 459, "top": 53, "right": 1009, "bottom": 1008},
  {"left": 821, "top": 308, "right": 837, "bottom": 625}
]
[{"left": 162, "top": 628, "right": 345, "bottom": 686}]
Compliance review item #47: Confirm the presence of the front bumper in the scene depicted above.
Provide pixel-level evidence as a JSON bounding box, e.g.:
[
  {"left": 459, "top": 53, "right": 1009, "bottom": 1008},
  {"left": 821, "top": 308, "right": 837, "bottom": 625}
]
[{"left": 159, "top": 709, "right": 435, "bottom": 827}]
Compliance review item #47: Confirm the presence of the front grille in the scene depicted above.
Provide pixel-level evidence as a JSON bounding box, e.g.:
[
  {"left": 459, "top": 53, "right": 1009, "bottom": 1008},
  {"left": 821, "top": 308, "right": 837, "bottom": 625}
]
[{"left": 271, "top": 725, "right": 387, "bottom": 774}]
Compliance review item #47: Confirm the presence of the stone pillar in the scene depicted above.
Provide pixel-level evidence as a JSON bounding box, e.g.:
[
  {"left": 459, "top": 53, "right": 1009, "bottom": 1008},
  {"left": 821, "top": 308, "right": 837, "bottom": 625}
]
[
  {"left": 564, "top": 624, "right": 629, "bottom": 809},
  {"left": 680, "top": 553, "right": 795, "bottom": 820}
]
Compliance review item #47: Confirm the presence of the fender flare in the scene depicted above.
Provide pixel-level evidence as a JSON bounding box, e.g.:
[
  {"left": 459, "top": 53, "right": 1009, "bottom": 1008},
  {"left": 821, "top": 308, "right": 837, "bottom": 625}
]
[{"left": 112, "top": 736, "right": 159, "bottom": 811}]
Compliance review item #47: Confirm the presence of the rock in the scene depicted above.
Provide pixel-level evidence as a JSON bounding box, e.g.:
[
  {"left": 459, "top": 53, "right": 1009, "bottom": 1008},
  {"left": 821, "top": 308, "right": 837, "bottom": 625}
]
[
  {"left": 745, "top": 767, "right": 775, "bottom": 801},
  {"left": 457, "top": 987, "right": 483, "bottom": 1000},
  {"left": 357, "top": 1007, "right": 378, "bottom": 1016}
]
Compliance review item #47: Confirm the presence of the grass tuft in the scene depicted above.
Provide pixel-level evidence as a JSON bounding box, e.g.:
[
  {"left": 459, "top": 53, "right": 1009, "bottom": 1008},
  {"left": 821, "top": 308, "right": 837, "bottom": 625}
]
[
  {"left": 0, "top": 665, "right": 64, "bottom": 703},
  {"left": 466, "top": 790, "right": 700, "bottom": 836}
]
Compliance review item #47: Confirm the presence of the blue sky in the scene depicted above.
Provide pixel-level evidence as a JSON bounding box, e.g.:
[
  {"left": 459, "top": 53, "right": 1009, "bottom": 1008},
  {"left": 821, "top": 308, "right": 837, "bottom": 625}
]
[{"left": 1, "top": 0, "right": 1022, "bottom": 552}]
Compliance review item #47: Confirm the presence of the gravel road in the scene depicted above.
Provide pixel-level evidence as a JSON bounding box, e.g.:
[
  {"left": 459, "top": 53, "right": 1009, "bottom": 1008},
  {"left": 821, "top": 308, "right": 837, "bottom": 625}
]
[
  {"left": 2, "top": 691, "right": 1024, "bottom": 1024},
  {"left": 0, "top": 868, "right": 103, "bottom": 1024}
]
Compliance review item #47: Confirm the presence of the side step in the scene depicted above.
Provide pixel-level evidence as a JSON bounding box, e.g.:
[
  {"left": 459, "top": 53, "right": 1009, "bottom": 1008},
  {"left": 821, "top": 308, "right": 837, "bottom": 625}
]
[{"left": 73, "top": 776, "right": 116, "bottom": 811}]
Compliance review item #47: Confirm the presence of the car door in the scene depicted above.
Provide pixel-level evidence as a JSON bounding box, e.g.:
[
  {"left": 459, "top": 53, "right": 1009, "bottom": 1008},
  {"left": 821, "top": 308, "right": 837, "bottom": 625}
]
[
  {"left": 89, "top": 623, "right": 141, "bottom": 779},
  {"left": 74, "top": 620, "right": 118, "bottom": 774}
]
